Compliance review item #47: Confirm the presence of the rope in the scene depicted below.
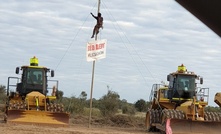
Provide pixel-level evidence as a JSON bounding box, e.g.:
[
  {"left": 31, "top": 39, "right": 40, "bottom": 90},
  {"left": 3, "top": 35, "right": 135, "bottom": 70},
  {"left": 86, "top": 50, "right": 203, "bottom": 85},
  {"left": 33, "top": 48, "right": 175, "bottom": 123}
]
[{"left": 54, "top": 2, "right": 97, "bottom": 71}]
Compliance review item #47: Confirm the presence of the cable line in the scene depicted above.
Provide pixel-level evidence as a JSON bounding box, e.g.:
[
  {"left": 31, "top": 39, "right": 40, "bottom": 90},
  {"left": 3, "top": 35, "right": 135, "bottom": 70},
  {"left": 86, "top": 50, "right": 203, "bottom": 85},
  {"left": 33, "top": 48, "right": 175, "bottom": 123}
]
[
  {"left": 102, "top": 1, "right": 159, "bottom": 86},
  {"left": 54, "top": 2, "right": 97, "bottom": 71}
]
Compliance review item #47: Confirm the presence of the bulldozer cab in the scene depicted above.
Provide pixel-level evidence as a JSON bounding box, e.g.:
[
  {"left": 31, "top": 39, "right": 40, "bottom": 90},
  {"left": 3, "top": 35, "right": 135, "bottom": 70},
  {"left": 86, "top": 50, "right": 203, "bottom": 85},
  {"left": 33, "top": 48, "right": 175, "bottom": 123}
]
[
  {"left": 15, "top": 57, "right": 54, "bottom": 96},
  {"left": 170, "top": 74, "right": 196, "bottom": 99},
  {"left": 16, "top": 67, "right": 48, "bottom": 96},
  {"left": 167, "top": 64, "right": 202, "bottom": 103}
]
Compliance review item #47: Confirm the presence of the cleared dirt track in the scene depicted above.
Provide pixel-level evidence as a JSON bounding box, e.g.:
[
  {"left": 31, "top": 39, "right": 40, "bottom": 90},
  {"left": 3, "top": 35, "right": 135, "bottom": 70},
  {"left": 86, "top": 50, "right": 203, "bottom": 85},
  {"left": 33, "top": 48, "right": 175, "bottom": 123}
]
[
  {"left": 0, "top": 111, "right": 157, "bottom": 134},
  {"left": 0, "top": 123, "right": 157, "bottom": 134}
]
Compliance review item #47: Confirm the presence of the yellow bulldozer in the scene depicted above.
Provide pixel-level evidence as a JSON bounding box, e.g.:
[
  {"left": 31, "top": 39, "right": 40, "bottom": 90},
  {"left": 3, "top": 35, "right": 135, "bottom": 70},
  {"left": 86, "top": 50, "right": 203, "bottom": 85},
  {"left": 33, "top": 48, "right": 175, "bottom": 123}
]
[
  {"left": 146, "top": 64, "right": 221, "bottom": 134},
  {"left": 5, "top": 56, "right": 69, "bottom": 126}
]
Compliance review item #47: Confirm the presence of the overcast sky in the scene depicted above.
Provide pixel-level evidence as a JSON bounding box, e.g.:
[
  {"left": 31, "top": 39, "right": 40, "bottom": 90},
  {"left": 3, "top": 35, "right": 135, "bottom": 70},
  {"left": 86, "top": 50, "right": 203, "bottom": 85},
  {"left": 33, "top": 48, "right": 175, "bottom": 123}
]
[{"left": 0, "top": 0, "right": 220, "bottom": 106}]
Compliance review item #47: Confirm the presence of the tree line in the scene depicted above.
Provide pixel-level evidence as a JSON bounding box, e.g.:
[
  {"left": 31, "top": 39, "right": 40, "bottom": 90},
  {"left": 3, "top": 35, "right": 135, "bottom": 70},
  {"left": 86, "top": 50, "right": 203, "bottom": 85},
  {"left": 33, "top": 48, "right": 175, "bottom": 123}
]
[
  {"left": 0, "top": 84, "right": 150, "bottom": 115},
  {"left": 0, "top": 84, "right": 221, "bottom": 116},
  {"left": 56, "top": 89, "right": 151, "bottom": 116}
]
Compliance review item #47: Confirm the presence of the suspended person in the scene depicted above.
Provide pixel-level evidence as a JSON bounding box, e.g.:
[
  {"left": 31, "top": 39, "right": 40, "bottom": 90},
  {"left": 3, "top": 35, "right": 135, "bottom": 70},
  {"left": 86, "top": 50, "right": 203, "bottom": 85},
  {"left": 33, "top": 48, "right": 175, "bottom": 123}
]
[{"left": 90, "top": 12, "right": 103, "bottom": 38}]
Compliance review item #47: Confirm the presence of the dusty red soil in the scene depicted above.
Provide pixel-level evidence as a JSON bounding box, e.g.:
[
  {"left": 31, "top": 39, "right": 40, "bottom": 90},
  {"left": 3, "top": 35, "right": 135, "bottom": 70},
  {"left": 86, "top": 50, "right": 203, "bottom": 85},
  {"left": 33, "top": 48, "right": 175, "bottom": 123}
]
[
  {"left": 0, "top": 113, "right": 157, "bottom": 134},
  {"left": 0, "top": 123, "right": 155, "bottom": 134}
]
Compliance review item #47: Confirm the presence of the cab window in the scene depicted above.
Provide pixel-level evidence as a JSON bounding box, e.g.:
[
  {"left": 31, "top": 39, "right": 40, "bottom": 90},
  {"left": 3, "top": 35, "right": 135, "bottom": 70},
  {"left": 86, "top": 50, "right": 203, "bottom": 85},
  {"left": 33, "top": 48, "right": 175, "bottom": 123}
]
[{"left": 27, "top": 69, "right": 43, "bottom": 85}]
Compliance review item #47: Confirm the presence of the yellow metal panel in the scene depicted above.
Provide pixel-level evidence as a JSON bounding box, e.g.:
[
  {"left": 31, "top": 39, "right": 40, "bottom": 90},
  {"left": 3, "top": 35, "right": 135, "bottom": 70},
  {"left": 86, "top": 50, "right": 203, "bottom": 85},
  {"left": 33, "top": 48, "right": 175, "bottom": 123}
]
[
  {"left": 168, "top": 119, "right": 221, "bottom": 133},
  {"left": 26, "top": 91, "right": 46, "bottom": 108},
  {"left": 172, "top": 98, "right": 192, "bottom": 101},
  {"left": 159, "top": 87, "right": 168, "bottom": 90},
  {"left": 214, "top": 93, "right": 221, "bottom": 107},
  {"left": 7, "top": 110, "right": 69, "bottom": 126},
  {"left": 47, "top": 96, "right": 56, "bottom": 100}
]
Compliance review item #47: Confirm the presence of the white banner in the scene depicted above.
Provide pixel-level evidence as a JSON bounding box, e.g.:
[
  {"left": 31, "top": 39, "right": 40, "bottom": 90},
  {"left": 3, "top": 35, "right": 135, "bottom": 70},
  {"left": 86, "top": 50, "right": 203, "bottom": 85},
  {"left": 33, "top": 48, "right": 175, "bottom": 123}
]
[{"left": 86, "top": 39, "right": 107, "bottom": 62}]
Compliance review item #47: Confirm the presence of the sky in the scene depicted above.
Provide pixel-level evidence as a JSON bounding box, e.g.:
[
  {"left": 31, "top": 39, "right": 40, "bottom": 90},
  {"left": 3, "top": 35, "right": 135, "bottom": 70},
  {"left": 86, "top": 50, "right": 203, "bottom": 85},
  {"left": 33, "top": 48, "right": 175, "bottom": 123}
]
[{"left": 0, "top": 0, "right": 220, "bottom": 106}]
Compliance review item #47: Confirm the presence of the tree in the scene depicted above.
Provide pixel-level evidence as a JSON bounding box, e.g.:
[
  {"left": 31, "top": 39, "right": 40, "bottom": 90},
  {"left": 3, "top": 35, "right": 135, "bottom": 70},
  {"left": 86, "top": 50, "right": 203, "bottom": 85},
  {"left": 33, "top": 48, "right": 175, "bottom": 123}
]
[
  {"left": 99, "top": 90, "right": 120, "bottom": 117},
  {"left": 205, "top": 106, "right": 221, "bottom": 112},
  {"left": 122, "top": 104, "right": 136, "bottom": 115},
  {"left": 0, "top": 85, "right": 6, "bottom": 93},
  {"left": 79, "top": 91, "right": 87, "bottom": 101},
  {"left": 61, "top": 92, "right": 88, "bottom": 115},
  {"left": 119, "top": 99, "right": 127, "bottom": 109},
  {"left": 63, "top": 96, "right": 84, "bottom": 115},
  {"left": 56, "top": 89, "right": 64, "bottom": 102},
  {"left": 134, "top": 99, "right": 148, "bottom": 112},
  {"left": 0, "top": 85, "right": 6, "bottom": 104}
]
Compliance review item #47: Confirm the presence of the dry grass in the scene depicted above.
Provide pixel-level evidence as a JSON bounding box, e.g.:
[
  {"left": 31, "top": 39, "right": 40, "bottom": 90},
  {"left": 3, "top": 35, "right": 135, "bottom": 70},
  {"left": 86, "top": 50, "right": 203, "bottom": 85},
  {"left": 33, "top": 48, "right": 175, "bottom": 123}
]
[
  {"left": 135, "top": 112, "right": 146, "bottom": 118},
  {"left": 71, "top": 113, "right": 146, "bottom": 129},
  {"left": 70, "top": 108, "right": 146, "bottom": 129},
  {"left": 82, "top": 107, "right": 102, "bottom": 117}
]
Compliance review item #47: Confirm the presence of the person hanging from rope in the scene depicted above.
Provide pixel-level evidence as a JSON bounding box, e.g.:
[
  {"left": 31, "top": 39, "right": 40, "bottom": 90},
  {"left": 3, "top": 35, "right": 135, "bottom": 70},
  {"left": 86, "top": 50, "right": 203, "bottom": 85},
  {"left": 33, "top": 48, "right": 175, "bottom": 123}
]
[{"left": 90, "top": 12, "right": 103, "bottom": 38}]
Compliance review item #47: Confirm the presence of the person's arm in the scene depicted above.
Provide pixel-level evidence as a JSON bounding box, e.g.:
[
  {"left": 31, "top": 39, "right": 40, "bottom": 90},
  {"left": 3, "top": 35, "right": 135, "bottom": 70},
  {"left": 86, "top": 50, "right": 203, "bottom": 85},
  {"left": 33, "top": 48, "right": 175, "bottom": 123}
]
[{"left": 90, "top": 12, "right": 97, "bottom": 19}]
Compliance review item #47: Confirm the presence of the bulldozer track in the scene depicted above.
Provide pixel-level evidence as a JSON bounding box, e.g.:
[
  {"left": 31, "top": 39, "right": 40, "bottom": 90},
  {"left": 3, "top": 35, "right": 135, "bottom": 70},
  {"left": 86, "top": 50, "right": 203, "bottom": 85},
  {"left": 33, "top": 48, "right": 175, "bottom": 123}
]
[
  {"left": 160, "top": 109, "right": 185, "bottom": 126},
  {"left": 46, "top": 103, "right": 64, "bottom": 112},
  {"left": 8, "top": 102, "right": 64, "bottom": 112},
  {"left": 147, "top": 109, "right": 186, "bottom": 132},
  {"left": 205, "top": 112, "right": 221, "bottom": 122},
  {"left": 148, "top": 109, "right": 221, "bottom": 127},
  {"left": 149, "top": 109, "right": 161, "bottom": 124},
  {"left": 162, "top": 110, "right": 221, "bottom": 122},
  {"left": 149, "top": 109, "right": 185, "bottom": 125},
  {"left": 162, "top": 109, "right": 185, "bottom": 120}
]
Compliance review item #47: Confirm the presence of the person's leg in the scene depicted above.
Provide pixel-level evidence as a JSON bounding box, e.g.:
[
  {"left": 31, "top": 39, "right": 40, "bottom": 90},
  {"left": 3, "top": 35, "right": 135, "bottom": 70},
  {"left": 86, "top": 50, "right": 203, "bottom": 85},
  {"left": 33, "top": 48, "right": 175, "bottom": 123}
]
[
  {"left": 95, "top": 26, "right": 99, "bottom": 36},
  {"left": 91, "top": 26, "right": 96, "bottom": 38}
]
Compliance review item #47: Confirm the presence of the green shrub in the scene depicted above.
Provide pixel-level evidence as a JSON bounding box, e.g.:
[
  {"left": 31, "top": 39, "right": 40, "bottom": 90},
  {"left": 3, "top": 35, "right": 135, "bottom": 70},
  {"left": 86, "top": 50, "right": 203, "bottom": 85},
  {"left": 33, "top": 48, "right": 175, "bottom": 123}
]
[
  {"left": 63, "top": 97, "right": 85, "bottom": 115},
  {"left": 134, "top": 99, "right": 148, "bottom": 112},
  {"left": 99, "top": 90, "right": 120, "bottom": 117},
  {"left": 83, "top": 107, "right": 102, "bottom": 117},
  {"left": 0, "top": 85, "right": 6, "bottom": 104},
  {"left": 122, "top": 105, "right": 136, "bottom": 115}
]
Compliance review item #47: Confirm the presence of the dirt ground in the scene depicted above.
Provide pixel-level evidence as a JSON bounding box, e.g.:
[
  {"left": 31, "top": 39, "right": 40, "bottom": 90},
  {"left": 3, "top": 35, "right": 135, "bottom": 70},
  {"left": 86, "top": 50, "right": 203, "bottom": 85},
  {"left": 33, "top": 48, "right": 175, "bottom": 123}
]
[
  {"left": 0, "top": 123, "right": 157, "bottom": 134},
  {"left": 0, "top": 114, "right": 158, "bottom": 134}
]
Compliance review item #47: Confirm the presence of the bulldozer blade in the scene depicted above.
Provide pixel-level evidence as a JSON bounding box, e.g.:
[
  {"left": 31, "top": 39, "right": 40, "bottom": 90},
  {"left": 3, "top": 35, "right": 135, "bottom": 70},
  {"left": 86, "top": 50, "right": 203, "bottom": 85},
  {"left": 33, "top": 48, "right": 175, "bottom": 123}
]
[
  {"left": 7, "top": 110, "right": 69, "bottom": 127},
  {"left": 165, "top": 119, "right": 221, "bottom": 134}
]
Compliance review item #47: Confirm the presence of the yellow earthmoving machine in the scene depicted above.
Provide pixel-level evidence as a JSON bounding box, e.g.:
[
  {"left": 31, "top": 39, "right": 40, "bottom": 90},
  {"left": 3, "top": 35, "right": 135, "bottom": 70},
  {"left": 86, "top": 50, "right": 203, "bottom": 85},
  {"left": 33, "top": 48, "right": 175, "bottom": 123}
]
[
  {"left": 146, "top": 64, "right": 221, "bottom": 134},
  {"left": 5, "top": 56, "right": 69, "bottom": 126}
]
